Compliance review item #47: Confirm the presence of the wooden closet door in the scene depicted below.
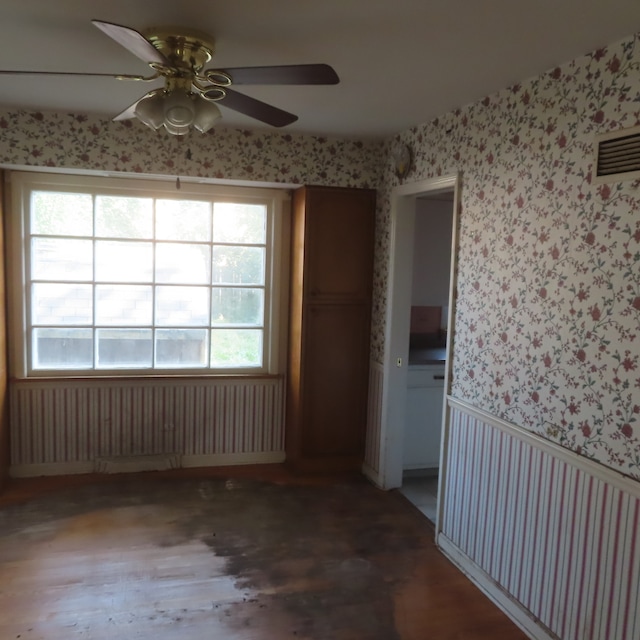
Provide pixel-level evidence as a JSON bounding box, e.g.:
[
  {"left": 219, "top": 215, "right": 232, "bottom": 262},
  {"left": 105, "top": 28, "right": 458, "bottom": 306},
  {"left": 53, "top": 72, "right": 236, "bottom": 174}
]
[
  {"left": 300, "top": 304, "right": 370, "bottom": 457},
  {"left": 286, "top": 186, "right": 375, "bottom": 472}
]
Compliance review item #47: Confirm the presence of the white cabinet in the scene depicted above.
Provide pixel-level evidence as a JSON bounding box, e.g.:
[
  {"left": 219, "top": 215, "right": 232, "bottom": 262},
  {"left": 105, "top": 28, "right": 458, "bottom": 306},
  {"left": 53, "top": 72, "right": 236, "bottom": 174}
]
[{"left": 403, "top": 364, "right": 445, "bottom": 470}]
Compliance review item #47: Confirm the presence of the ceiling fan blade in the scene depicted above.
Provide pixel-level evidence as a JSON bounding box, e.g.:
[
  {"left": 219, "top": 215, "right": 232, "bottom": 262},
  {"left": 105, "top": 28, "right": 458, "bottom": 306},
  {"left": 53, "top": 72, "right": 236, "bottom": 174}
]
[
  {"left": 0, "top": 69, "right": 151, "bottom": 81},
  {"left": 212, "top": 88, "right": 297, "bottom": 127},
  {"left": 221, "top": 64, "right": 339, "bottom": 85},
  {"left": 92, "top": 19, "right": 168, "bottom": 66}
]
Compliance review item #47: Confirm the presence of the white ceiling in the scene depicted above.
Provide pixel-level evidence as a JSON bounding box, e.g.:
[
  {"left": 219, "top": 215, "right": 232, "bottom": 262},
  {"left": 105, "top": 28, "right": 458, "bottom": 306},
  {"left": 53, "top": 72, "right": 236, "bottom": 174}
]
[{"left": 1, "top": 0, "right": 640, "bottom": 140}]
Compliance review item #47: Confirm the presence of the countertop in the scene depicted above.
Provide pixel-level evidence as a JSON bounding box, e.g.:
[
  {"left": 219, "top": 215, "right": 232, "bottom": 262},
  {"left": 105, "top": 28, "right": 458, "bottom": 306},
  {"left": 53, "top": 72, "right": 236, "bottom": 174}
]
[{"left": 408, "top": 347, "right": 446, "bottom": 365}]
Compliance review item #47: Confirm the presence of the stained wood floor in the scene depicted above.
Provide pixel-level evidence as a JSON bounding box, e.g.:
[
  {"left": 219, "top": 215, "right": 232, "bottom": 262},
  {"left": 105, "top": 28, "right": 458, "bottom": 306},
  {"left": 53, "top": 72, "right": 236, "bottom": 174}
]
[{"left": 0, "top": 466, "right": 527, "bottom": 639}]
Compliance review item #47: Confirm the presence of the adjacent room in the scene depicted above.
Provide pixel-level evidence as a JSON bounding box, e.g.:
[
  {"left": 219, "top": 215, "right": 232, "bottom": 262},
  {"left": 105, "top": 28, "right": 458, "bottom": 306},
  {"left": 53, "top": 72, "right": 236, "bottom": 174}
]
[{"left": 1, "top": 2, "right": 639, "bottom": 639}]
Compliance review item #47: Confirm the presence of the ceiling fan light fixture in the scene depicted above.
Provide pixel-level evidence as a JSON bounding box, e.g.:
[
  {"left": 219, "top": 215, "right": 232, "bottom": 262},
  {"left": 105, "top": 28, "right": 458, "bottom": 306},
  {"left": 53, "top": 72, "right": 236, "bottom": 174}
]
[
  {"left": 134, "top": 92, "right": 165, "bottom": 130},
  {"left": 164, "top": 90, "right": 196, "bottom": 127},
  {"left": 163, "top": 120, "right": 191, "bottom": 136},
  {"left": 134, "top": 89, "right": 222, "bottom": 135},
  {"left": 193, "top": 98, "right": 222, "bottom": 133}
]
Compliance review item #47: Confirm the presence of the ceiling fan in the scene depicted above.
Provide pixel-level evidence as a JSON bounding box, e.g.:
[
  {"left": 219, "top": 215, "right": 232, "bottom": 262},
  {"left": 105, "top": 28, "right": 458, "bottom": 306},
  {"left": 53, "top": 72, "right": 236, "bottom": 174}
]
[{"left": 0, "top": 19, "right": 340, "bottom": 135}]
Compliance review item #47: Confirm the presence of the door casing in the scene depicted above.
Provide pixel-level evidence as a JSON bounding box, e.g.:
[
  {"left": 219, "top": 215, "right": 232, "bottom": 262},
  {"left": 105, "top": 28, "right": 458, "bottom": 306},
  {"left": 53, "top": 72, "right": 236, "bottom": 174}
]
[{"left": 378, "top": 173, "right": 461, "bottom": 534}]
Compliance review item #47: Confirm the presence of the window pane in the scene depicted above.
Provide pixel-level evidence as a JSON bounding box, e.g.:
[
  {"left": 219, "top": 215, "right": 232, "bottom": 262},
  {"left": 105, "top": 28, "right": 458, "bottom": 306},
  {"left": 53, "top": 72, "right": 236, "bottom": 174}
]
[
  {"left": 156, "top": 200, "right": 211, "bottom": 241},
  {"left": 22, "top": 178, "right": 276, "bottom": 375},
  {"left": 212, "top": 246, "right": 265, "bottom": 284},
  {"left": 95, "top": 196, "right": 153, "bottom": 239},
  {"left": 96, "top": 285, "right": 152, "bottom": 325},
  {"left": 156, "top": 243, "right": 210, "bottom": 284},
  {"left": 31, "top": 191, "right": 93, "bottom": 236},
  {"left": 31, "top": 238, "right": 93, "bottom": 281},
  {"left": 95, "top": 241, "right": 153, "bottom": 282},
  {"left": 32, "top": 283, "right": 92, "bottom": 325},
  {"left": 211, "top": 288, "right": 264, "bottom": 325},
  {"left": 213, "top": 203, "right": 266, "bottom": 243},
  {"left": 155, "top": 329, "right": 208, "bottom": 368},
  {"left": 97, "top": 329, "right": 152, "bottom": 368},
  {"left": 33, "top": 328, "right": 93, "bottom": 369},
  {"left": 156, "top": 286, "right": 209, "bottom": 326},
  {"left": 211, "top": 329, "right": 262, "bottom": 367}
]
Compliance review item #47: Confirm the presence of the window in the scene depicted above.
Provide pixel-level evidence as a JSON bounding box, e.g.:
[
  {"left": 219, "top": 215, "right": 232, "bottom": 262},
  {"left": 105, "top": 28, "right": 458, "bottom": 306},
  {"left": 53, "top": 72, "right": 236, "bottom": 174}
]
[{"left": 8, "top": 172, "right": 289, "bottom": 377}]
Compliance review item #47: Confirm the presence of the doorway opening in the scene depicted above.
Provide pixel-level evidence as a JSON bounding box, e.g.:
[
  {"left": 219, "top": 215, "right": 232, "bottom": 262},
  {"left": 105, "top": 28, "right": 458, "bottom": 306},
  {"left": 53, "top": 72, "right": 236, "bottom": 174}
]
[
  {"left": 398, "top": 190, "right": 454, "bottom": 522},
  {"left": 378, "top": 174, "right": 459, "bottom": 534}
]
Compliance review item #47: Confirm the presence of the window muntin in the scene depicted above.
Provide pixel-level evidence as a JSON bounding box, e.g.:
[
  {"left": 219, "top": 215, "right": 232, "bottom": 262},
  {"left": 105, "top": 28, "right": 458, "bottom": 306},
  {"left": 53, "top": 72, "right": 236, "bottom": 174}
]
[{"left": 12, "top": 173, "right": 285, "bottom": 376}]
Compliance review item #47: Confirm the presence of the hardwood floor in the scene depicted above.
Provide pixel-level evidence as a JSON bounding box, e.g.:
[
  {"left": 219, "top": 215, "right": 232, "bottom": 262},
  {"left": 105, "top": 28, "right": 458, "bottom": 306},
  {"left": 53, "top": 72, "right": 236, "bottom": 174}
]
[{"left": 0, "top": 466, "right": 528, "bottom": 639}]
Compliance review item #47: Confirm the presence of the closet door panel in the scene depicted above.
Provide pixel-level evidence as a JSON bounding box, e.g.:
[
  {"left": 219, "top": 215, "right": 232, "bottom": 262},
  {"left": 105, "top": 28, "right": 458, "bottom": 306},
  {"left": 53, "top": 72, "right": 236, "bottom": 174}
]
[
  {"left": 301, "top": 304, "right": 370, "bottom": 457},
  {"left": 304, "top": 189, "right": 375, "bottom": 302}
]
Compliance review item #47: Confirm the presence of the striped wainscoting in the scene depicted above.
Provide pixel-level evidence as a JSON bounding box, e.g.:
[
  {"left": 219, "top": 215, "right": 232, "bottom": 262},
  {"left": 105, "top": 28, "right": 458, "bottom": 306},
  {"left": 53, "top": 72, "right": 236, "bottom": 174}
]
[
  {"left": 440, "top": 398, "right": 640, "bottom": 640},
  {"left": 9, "top": 376, "right": 285, "bottom": 476},
  {"left": 363, "top": 360, "right": 384, "bottom": 479}
]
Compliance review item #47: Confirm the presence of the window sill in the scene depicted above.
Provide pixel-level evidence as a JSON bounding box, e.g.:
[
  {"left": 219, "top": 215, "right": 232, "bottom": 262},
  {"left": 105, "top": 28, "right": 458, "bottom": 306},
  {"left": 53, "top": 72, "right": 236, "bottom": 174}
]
[{"left": 10, "top": 372, "right": 284, "bottom": 385}]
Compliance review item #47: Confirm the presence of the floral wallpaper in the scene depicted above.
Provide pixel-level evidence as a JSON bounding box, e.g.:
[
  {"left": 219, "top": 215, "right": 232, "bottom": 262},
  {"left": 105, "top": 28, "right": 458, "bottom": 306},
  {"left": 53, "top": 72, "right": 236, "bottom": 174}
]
[
  {"left": 0, "top": 111, "right": 383, "bottom": 189},
  {"left": 373, "top": 33, "right": 640, "bottom": 478}
]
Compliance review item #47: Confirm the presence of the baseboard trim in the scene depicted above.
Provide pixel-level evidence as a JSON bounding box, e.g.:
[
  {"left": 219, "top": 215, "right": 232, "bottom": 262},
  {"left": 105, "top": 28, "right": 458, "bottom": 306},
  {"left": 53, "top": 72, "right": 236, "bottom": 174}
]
[
  {"left": 181, "top": 452, "right": 286, "bottom": 468},
  {"left": 437, "top": 533, "right": 556, "bottom": 640},
  {"left": 95, "top": 454, "right": 181, "bottom": 474},
  {"left": 10, "top": 462, "right": 95, "bottom": 477},
  {"left": 10, "top": 451, "right": 286, "bottom": 477},
  {"left": 361, "top": 461, "right": 382, "bottom": 488}
]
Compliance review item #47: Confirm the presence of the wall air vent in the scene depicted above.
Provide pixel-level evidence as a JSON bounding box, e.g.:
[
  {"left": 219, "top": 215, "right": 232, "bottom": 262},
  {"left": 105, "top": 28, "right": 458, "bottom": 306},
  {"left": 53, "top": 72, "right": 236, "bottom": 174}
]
[{"left": 594, "top": 124, "right": 640, "bottom": 183}]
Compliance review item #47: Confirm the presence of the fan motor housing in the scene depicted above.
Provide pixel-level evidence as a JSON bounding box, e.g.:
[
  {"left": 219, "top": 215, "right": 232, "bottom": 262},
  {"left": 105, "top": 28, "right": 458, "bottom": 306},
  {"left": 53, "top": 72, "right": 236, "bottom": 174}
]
[{"left": 144, "top": 27, "right": 216, "bottom": 73}]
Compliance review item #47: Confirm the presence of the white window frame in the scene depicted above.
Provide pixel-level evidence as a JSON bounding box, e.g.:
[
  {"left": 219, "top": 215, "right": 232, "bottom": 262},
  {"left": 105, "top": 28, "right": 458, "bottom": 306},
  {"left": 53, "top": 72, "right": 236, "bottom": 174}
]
[{"left": 7, "top": 171, "right": 290, "bottom": 378}]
